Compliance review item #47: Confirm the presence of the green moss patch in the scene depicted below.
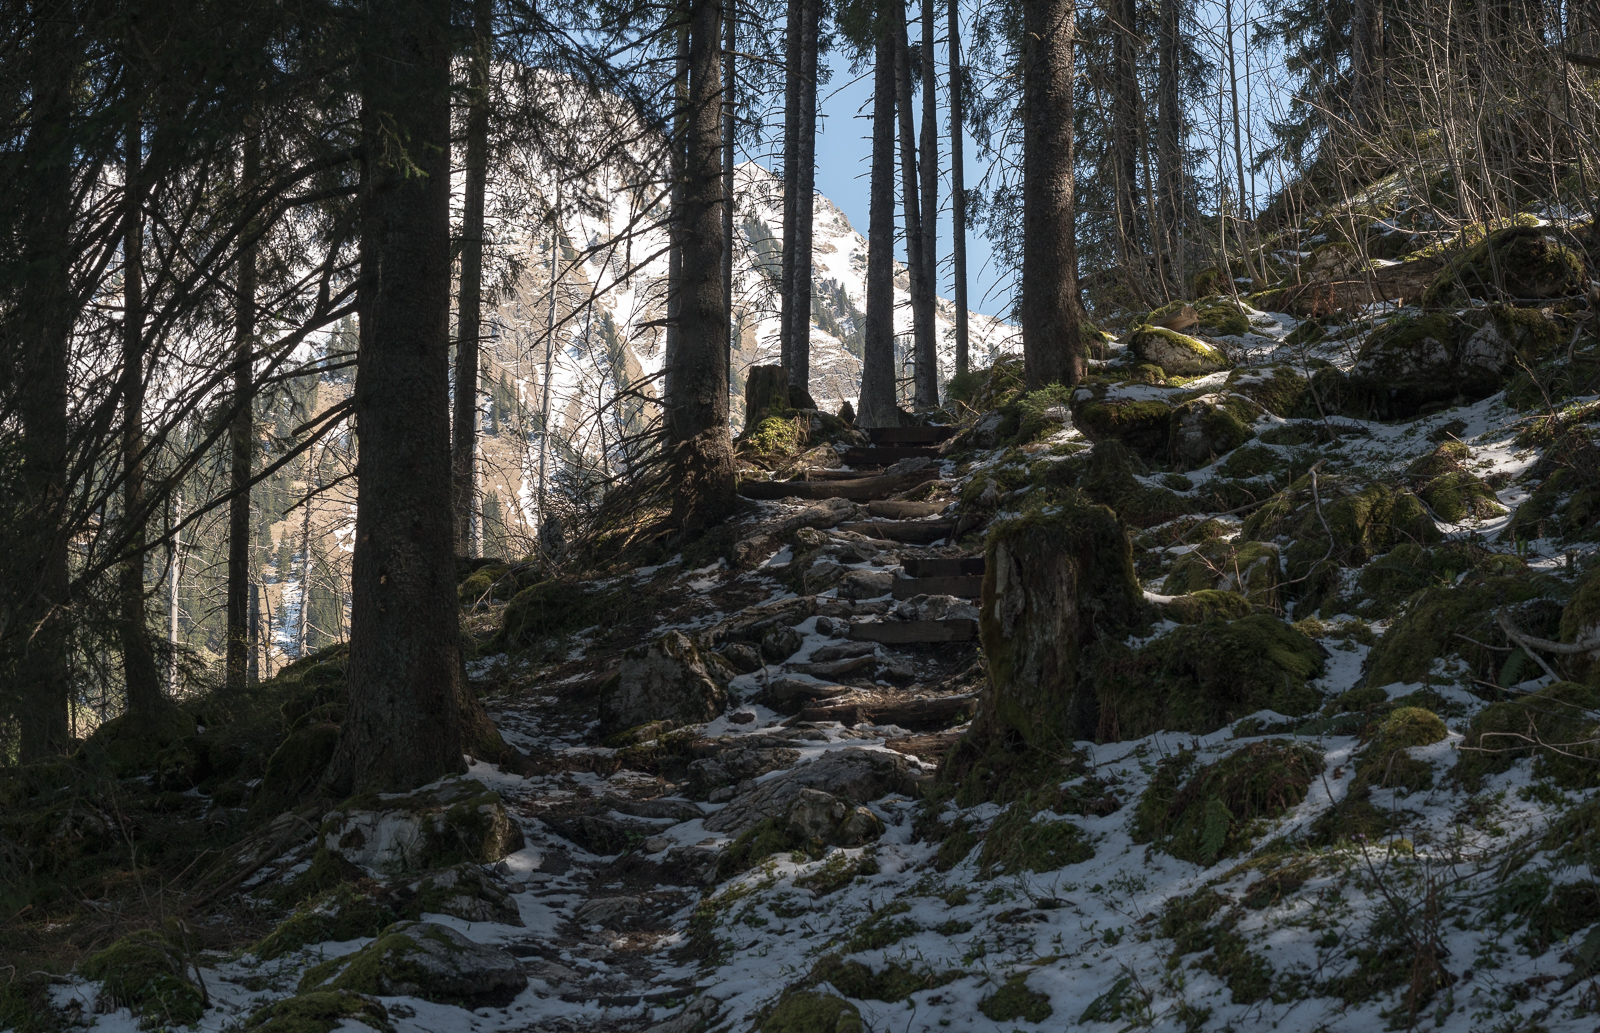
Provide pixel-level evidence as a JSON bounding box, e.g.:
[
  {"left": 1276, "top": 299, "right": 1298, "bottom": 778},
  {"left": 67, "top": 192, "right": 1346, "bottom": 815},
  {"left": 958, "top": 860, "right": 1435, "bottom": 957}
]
[
  {"left": 759, "top": 991, "right": 863, "bottom": 1033},
  {"left": 1350, "top": 707, "right": 1447, "bottom": 795},
  {"left": 254, "top": 883, "right": 397, "bottom": 960},
  {"left": 978, "top": 975, "right": 1053, "bottom": 1023},
  {"left": 1073, "top": 395, "right": 1177, "bottom": 464},
  {"left": 80, "top": 929, "right": 204, "bottom": 1030},
  {"left": 1132, "top": 740, "right": 1323, "bottom": 864},
  {"left": 809, "top": 957, "right": 958, "bottom": 1002},
  {"left": 976, "top": 798, "right": 1095, "bottom": 877},
  {"left": 1095, "top": 616, "right": 1325, "bottom": 740},
  {"left": 1424, "top": 225, "right": 1587, "bottom": 305},
  {"left": 1456, "top": 681, "right": 1600, "bottom": 789},
  {"left": 242, "top": 991, "right": 393, "bottom": 1033},
  {"left": 1364, "top": 573, "right": 1562, "bottom": 687}
]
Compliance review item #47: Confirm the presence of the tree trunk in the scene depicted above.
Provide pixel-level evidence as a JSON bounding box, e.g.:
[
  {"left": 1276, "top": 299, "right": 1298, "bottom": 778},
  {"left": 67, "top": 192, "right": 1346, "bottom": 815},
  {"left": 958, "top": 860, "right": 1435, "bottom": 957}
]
[
  {"left": 120, "top": 96, "right": 164, "bottom": 719},
  {"left": 895, "top": 8, "right": 937, "bottom": 409},
  {"left": 664, "top": 11, "right": 689, "bottom": 406},
  {"left": 324, "top": 0, "right": 466, "bottom": 795},
  {"left": 453, "top": 0, "right": 492, "bottom": 559},
  {"left": 226, "top": 134, "right": 259, "bottom": 692},
  {"left": 296, "top": 448, "right": 314, "bottom": 658},
  {"left": 12, "top": 21, "right": 76, "bottom": 757},
  {"left": 947, "top": 0, "right": 969, "bottom": 378},
  {"left": 919, "top": 0, "right": 939, "bottom": 395},
  {"left": 1156, "top": 0, "right": 1184, "bottom": 295},
  {"left": 858, "top": 16, "right": 900, "bottom": 429},
  {"left": 780, "top": 0, "right": 820, "bottom": 396},
  {"left": 668, "top": 0, "right": 737, "bottom": 532},
  {"left": 723, "top": 0, "right": 737, "bottom": 405},
  {"left": 743, "top": 365, "right": 791, "bottom": 432},
  {"left": 1020, "top": 0, "right": 1084, "bottom": 390},
  {"left": 1110, "top": 0, "right": 1146, "bottom": 299}
]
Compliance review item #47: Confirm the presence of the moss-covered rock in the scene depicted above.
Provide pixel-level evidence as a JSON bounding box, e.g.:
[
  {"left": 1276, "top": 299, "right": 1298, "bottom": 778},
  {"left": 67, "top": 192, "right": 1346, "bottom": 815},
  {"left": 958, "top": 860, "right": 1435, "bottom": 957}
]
[
  {"left": 320, "top": 777, "right": 524, "bottom": 874},
  {"left": 1364, "top": 574, "right": 1562, "bottom": 687},
  {"left": 1350, "top": 707, "right": 1447, "bottom": 795},
  {"left": 1194, "top": 297, "right": 1252, "bottom": 337},
  {"left": 243, "top": 991, "right": 393, "bottom": 1033},
  {"left": 1226, "top": 365, "right": 1320, "bottom": 419},
  {"left": 759, "top": 991, "right": 864, "bottom": 1033},
  {"left": 1168, "top": 393, "right": 1260, "bottom": 469},
  {"left": 1072, "top": 393, "right": 1175, "bottom": 463},
  {"left": 1424, "top": 225, "right": 1587, "bottom": 305},
  {"left": 808, "top": 957, "right": 958, "bottom": 1003},
  {"left": 248, "top": 721, "right": 340, "bottom": 822},
  {"left": 976, "top": 493, "right": 1146, "bottom": 747},
  {"left": 1456, "top": 681, "right": 1600, "bottom": 789},
  {"left": 80, "top": 929, "right": 205, "bottom": 1030},
  {"left": 1164, "top": 540, "right": 1282, "bottom": 610},
  {"left": 1095, "top": 615, "right": 1325, "bottom": 740},
  {"left": 1419, "top": 471, "right": 1506, "bottom": 522},
  {"left": 1406, "top": 440, "right": 1470, "bottom": 479},
  {"left": 402, "top": 863, "right": 523, "bottom": 925},
  {"left": 1158, "top": 589, "right": 1255, "bottom": 624},
  {"left": 978, "top": 975, "right": 1053, "bottom": 1023},
  {"left": 1077, "top": 440, "right": 1198, "bottom": 528},
  {"left": 1131, "top": 740, "right": 1322, "bottom": 864},
  {"left": 1129, "top": 325, "right": 1231, "bottom": 376},
  {"left": 297, "top": 921, "right": 527, "bottom": 1004},
  {"left": 254, "top": 883, "right": 398, "bottom": 960},
  {"left": 82, "top": 702, "right": 197, "bottom": 779}
]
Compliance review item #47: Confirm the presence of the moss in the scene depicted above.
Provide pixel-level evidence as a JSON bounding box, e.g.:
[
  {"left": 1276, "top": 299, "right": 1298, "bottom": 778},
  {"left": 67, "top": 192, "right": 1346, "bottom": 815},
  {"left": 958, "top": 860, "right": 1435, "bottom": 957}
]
[
  {"left": 494, "top": 579, "right": 605, "bottom": 654},
  {"left": 1165, "top": 540, "right": 1282, "bottom": 610},
  {"left": 1168, "top": 394, "right": 1259, "bottom": 469},
  {"left": 843, "top": 901, "right": 918, "bottom": 953},
  {"left": 1010, "top": 385, "right": 1074, "bottom": 444},
  {"left": 457, "top": 565, "right": 510, "bottom": 605},
  {"left": 1160, "top": 589, "right": 1253, "bottom": 624},
  {"left": 743, "top": 413, "right": 804, "bottom": 457},
  {"left": 1560, "top": 563, "right": 1600, "bottom": 653},
  {"left": 1218, "top": 444, "right": 1288, "bottom": 480},
  {"left": 809, "top": 957, "right": 958, "bottom": 1002},
  {"left": 1131, "top": 740, "right": 1322, "bottom": 864},
  {"left": 82, "top": 702, "right": 198, "bottom": 778},
  {"left": 976, "top": 798, "right": 1094, "bottom": 877},
  {"left": 1506, "top": 348, "right": 1600, "bottom": 412},
  {"left": 1456, "top": 681, "right": 1600, "bottom": 789},
  {"left": 1199, "top": 927, "right": 1275, "bottom": 1004},
  {"left": 1095, "top": 616, "right": 1325, "bottom": 741},
  {"left": 794, "top": 852, "right": 879, "bottom": 895},
  {"left": 1424, "top": 225, "right": 1587, "bottom": 305},
  {"left": 1072, "top": 395, "right": 1176, "bottom": 463},
  {"left": 80, "top": 929, "right": 205, "bottom": 1029},
  {"left": 1129, "top": 325, "right": 1231, "bottom": 376},
  {"left": 978, "top": 975, "right": 1053, "bottom": 1023},
  {"left": 1364, "top": 574, "right": 1559, "bottom": 687},
  {"left": 1195, "top": 298, "right": 1252, "bottom": 337},
  {"left": 242, "top": 991, "right": 393, "bottom": 1033},
  {"left": 1341, "top": 542, "right": 1510, "bottom": 620},
  {"left": 1159, "top": 887, "right": 1229, "bottom": 954},
  {"left": 1420, "top": 471, "right": 1505, "bottom": 522},
  {"left": 759, "top": 992, "right": 863, "bottom": 1033},
  {"left": 1192, "top": 267, "right": 1224, "bottom": 297},
  {"left": 254, "top": 884, "right": 398, "bottom": 960},
  {"left": 1350, "top": 707, "right": 1447, "bottom": 795},
  {"left": 248, "top": 721, "right": 339, "bottom": 822},
  {"left": 1406, "top": 440, "right": 1470, "bottom": 479},
  {"left": 716, "top": 818, "right": 811, "bottom": 881},
  {"left": 1077, "top": 440, "right": 1197, "bottom": 527}
]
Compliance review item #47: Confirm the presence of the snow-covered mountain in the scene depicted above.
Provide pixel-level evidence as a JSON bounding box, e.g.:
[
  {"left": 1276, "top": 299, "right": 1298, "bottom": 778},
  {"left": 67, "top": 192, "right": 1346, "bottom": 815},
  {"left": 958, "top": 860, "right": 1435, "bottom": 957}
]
[{"left": 472, "top": 160, "right": 1015, "bottom": 551}]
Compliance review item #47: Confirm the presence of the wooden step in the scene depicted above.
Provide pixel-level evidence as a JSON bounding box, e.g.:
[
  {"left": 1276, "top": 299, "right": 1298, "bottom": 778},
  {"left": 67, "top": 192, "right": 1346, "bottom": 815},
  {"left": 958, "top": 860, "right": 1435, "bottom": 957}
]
[
  {"left": 843, "top": 445, "right": 942, "bottom": 466},
  {"left": 837, "top": 518, "right": 955, "bottom": 544},
  {"left": 848, "top": 618, "right": 977, "bottom": 644},
  {"left": 891, "top": 574, "right": 983, "bottom": 599},
  {"left": 867, "top": 426, "right": 957, "bottom": 445},
  {"left": 866, "top": 500, "right": 945, "bottom": 519},
  {"left": 738, "top": 468, "right": 938, "bottom": 501},
  {"left": 901, "top": 556, "right": 986, "bottom": 578}
]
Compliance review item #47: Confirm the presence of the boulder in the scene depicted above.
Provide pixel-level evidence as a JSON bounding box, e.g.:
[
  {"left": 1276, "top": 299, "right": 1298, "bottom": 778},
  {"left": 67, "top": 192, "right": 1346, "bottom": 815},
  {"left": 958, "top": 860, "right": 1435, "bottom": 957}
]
[
  {"left": 732, "top": 498, "right": 862, "bottom": 568},
  {"left": 783, "top": 788, "right": 884, "bottom": 847},
  {"left": 970, "top": 410, "right": 1006, "bottom": 448},
  {"left": 688, "top": 746, "right": 802, "bottom": 798},
  {"left": 402, "top": 863, "right": 523, "bottom": 925},
  {"left": 837, "top": 570, "right": 894, "bottom": 600},
  {"left": 1167, "top": 393, "right": 1259, "bottom": 469},
  {"left": 600, "top": 631, "right": 729, "bottom": 735},
  {"left": 574, "top": 895, "right": 642, "bottom": 929},
  {"left": 704, "top": 747, "right": 916, "bottom": 836},
  {"left": 298, "top": 921, "right": 526, "bottom": 1004},
  {"left": 1425, "top": 225, "right": 1587, "bottom": 305},
  {"left": 243, "top": 991, "right": 393, "bottom": 1033},
  {"left": 1071, "top": 394, "right": 1177, "bottom": 465},
  {"left": 1129, "top": 325, "right": 1231, "bottom": 376},
  {"left": 761, "top": 624, "right": 805, "bottom": 662},
  {"left": 320, "top": 777, "right": 524, "bottom": 874},
  {"left": 894, "top": 594, "right": 979, "bottom": 622}
]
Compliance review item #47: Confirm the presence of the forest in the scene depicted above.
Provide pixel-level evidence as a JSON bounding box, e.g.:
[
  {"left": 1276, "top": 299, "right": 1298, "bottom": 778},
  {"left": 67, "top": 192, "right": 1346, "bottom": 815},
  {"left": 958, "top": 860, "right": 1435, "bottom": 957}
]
[{"left": 2, "top": 0, "right": 1600, "bottom": 1030}]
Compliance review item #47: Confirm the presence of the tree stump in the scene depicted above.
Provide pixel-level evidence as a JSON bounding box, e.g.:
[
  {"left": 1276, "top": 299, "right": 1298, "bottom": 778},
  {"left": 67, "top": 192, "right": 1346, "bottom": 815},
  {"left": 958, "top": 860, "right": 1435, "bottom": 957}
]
[
  {"left": 975, "top": 493, "right": 1145, "bottom": 748},
  {"left": 743, "top": 364, "right": 791, "bottom": 433}
]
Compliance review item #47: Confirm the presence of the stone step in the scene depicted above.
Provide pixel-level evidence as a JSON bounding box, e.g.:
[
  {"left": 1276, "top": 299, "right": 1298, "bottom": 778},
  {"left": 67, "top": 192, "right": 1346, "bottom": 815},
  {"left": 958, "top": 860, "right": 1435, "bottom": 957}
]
[
  {"left": 866, "top": 500, "right": 945, "bottom": 519},
  {"left": 848, "top": 618, "right": 978, "bottom": 644},
  {"left": 837, "top": 518, "right": 955, "bottom": 544},
  {"left": 901, "top": 555, "right": 986, "bottom": 578},
  {"left": 737, "top": 468, "right": 938, "bottom": 501},
  {"left": 867, "top": 425, "right": 957, "bottom": 445},
  {"left": 891, "top": 574, "right": 983, "bottom": 599},
  {"left": 842, "top": 445, "right": 942, "bottom": 466}
]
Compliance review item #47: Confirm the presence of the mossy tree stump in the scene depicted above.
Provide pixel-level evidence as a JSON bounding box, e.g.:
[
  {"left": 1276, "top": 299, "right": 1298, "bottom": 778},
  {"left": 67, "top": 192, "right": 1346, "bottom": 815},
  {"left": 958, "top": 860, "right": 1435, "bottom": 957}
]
[
  {"left": 975, "top": 494, "right": 1145, "bottom": 749},
  {"left": 744, "top": 365, "right": 792, "bottom": 433}
]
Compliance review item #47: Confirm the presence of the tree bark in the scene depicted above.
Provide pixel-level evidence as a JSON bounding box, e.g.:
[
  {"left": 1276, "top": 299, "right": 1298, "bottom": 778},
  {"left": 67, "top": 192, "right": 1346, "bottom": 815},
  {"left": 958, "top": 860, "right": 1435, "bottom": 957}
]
[
  {"left": 1156, "top": 0, "right": 1184, "bottom": 294},
  {"left": 12, "top": 16, "right": 76, "bottom": 756},
  {"left": 453, "top": 0, "right": 492, "bottom": 559},
  {"left": 1110, "top": 0, "right": 1146, "bottom": 298},
  {"left": 668, "top": 0, "right": 737, "bottom": 532},
  {"left": 858, "top": 17, "right": 900, "bottom": 428},
  {"left": 947, "top": 0, "right": 968, "bottom": 378},
  {"left": 723, "top": 0, "right": 736, "bottom": 404},
  {"left": 780, "top": 0, "right": 820, "bottom": 396},
  {"left": 324, "top": 0, "right": 465, "bottom": 795},
  {"left": 226, "top": 133, "right": 259, "bottom": 692},
  {"left": 895, "top": 7, "right": 937, "bottom": 409},
  {"left": 1349, "top": 0, "right": 1376, "bottom": 130},
  {"left": 1020, "top": 0, "right": 1084, "bottom": 390},
  {"left": 918, "top": 0, "right": 939, "bottom": 394},
  {"left": 120, "top": 94, "right": 165, "bottom": 719},
  {"left": 664, "top": 10, "right": 689, "bottom": 406}
]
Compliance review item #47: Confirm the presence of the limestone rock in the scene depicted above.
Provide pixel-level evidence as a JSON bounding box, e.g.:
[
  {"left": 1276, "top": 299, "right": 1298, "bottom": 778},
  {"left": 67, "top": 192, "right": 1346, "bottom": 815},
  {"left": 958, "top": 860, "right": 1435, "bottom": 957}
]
[
  {"left": 600, "top": 631, "right": 729, "bottom": 736},
  {"left": 242, "top": 990, "right": 393, "bottom": 1033},
  {"left": 704, "top": 747, "right": 916, "bottom": 836},
  {"left": 837, "top": 570, "right": 893, "bottom": 600},
  {"left": 761, "top": 625, "right": 805, "bottom": 662},
  {"left": 298, "top": 921, "right": 526, "bottom": 1004},
  {"left": 1129, "top": 325, "right": 1231, "bottom": 376},
  {"left": 1168, "top": 393, "right": 1259, "bottom": 469},
  {"left": 644, "top": 996, "right": 723, "bottom": 1033},
  {"left": 574, "top": 895, "right": 642, "bottom": 929},
  {"left": 894, "top": 594, "right": 979, "bottom": 622},
  {"left": 689, "top": 747, "right": 801, "bottom": 798},
  {"left": 401, "top": 863, "right": 523, "bottom": 926},
  {"left": 321, "top": 777, "right": 524, "bottom": 875},
  {"left": 970, "top": 410, "right": 1006, "bottom": 448},
  {"left": 783, "top": 788, "right": 884, "bottom": 847}
]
